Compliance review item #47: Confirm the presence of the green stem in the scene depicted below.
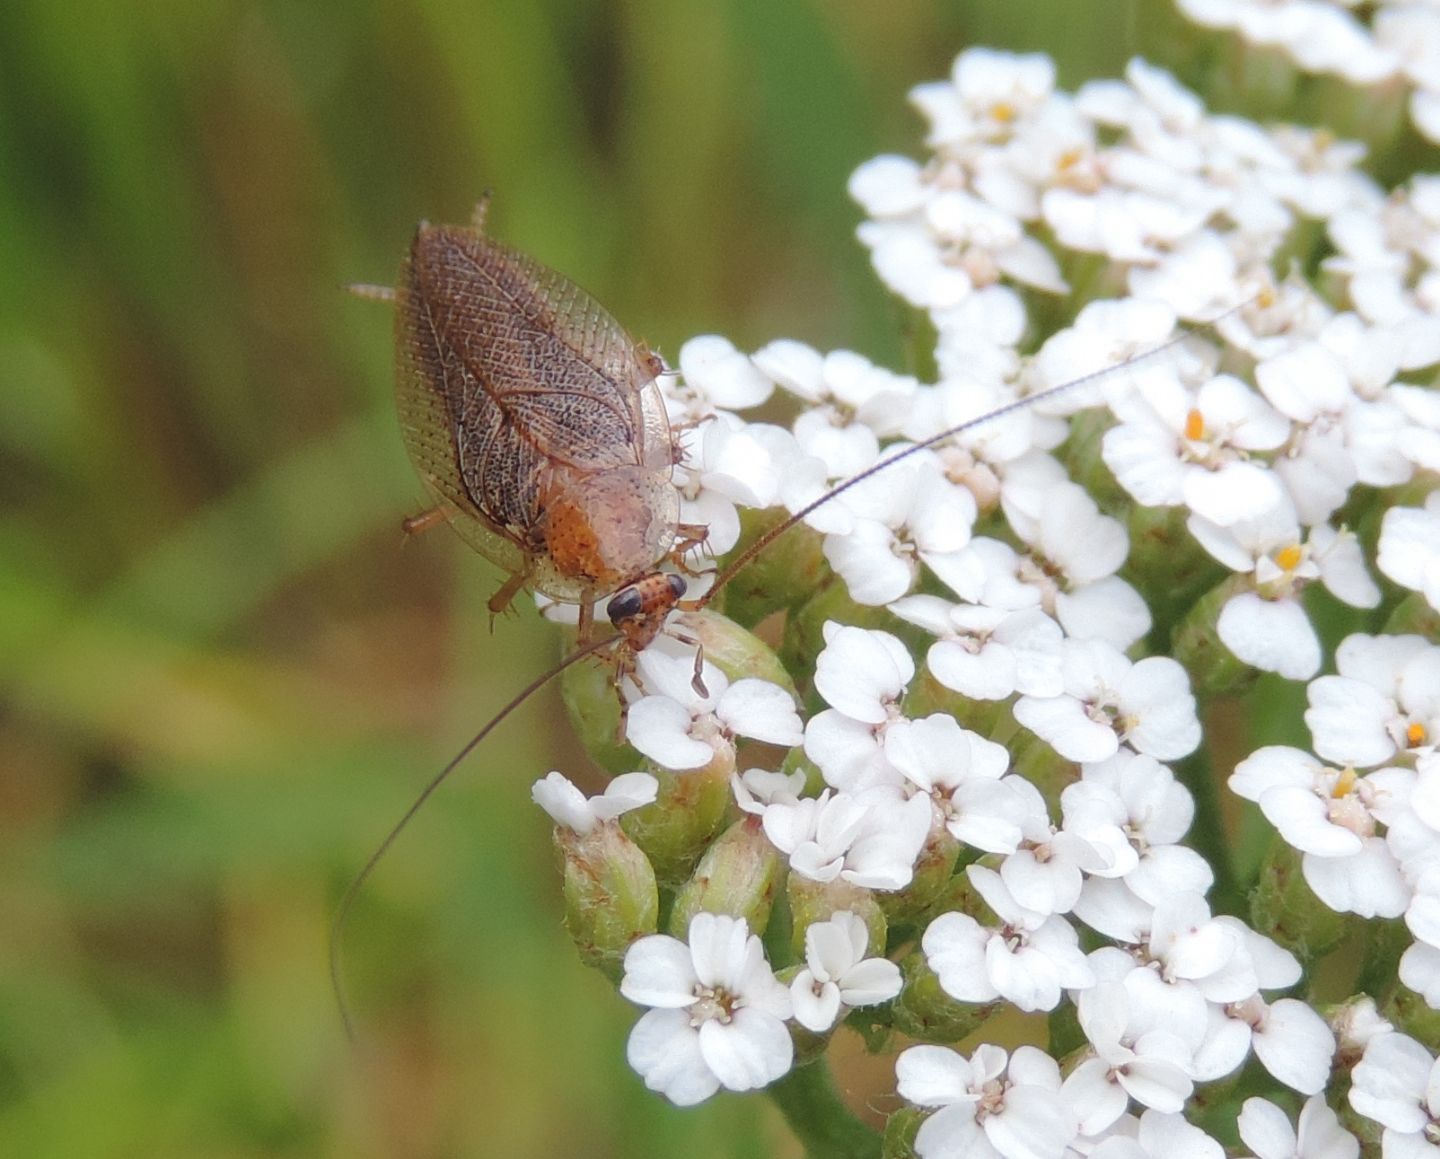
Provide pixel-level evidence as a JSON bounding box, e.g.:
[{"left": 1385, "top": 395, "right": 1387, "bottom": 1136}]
[
  {"left": 1174, "top": 743, "right": 1243, "bottom": 917},
  {"left": 767, "top": 1057, "right": 882, "bottom": 1159}
]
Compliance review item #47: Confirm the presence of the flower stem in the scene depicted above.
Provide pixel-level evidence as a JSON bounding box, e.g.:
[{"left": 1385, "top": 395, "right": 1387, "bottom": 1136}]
[
  {"left": 1174, "top": 742, "right": 1244, "bottom": 916},
  {"left": 767, "top": 1057, "right": 881, "bottom": 1159}
]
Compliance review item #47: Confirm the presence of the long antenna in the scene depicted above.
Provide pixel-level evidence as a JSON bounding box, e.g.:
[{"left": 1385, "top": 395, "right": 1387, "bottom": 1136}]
[
  {"left": 330, "top": 631, "right": 617, "bottom": 1041},
  {"left": 696, "top": 308, "right": 1240, "bottom": 607}
]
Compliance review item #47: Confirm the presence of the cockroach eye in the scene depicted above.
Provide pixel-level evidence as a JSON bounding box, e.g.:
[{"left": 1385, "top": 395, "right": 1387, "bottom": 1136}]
[{"left": 606, "top": 585, "right": 646, "bottom": 627}]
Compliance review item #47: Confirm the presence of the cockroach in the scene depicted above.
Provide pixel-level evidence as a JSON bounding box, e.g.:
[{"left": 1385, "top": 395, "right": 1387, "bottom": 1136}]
[
  {"left": 353, "top": 195, "right": 704, "bottom": 657},
  {"left": 333, "top": 198, "right": 1232, "bottom": 1037}
]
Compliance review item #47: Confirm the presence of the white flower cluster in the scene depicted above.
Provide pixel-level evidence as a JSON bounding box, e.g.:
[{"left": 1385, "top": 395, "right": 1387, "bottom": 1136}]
[
  {"left": 529, "top": 40, "right": 1440, "bottom": 1159},
  {"left": 1180, "top": 0, "right": 1440, "bottom": 145}
]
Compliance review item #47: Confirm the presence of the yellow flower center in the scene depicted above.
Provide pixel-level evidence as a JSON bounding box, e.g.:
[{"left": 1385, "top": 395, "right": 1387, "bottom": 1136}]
[
  {"left": 1407, "top": 722, "right": 1428, "bottom": 748},
  {"left": 1274, "top": 544, "right": 1304, "bottom": 573},
  {"left": 1184, "top": 409, "right": 1206, "bottom": 441}
]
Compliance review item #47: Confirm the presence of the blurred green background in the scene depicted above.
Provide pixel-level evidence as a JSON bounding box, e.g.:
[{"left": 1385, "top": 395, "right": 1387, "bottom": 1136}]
[{"left": 0, "top": 1, "right": 1176, "bottom": 1155}]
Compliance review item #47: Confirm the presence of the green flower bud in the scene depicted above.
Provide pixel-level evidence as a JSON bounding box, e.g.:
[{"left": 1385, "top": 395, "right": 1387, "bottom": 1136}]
[
  {"left": 1172, "top": 574, "right": 1262, "bottom": 697},
  {"left": 620, "top": 762, "right": 733, "bottom": 887},
  {"left": 560, "top": 648, "right": 634, "bottom": 776},
  {"left": 709, "top": 507, "right": 828, "bottom": 627},
  {"left": 673, "top": 608, "right": 798, "bottom": 694},
  {"left": 1123, "top": 502, "right": 1222, "bottom": 633},
  {"left": 882, "top": 1104, "right": 925, "bottom": 1159},
  {"left": 879, "top": 826, "right": 959, "bottom": 925},
  {"left": 553, "top": 821, "right": 658, "bottom": 983},
  {"left": 890, "top": 950, "right": 995, "bottom": 1042},
  {"left": 787, "top": 874, "right": 886, "bottom": 961},
  {"left": 670, "top": 814, "right": 785, "bottom": 938},
  {"left": 1250, "top": 834, "right": 1347, "bottom": 958},
  {"left": 1385, "top": 591, "right": 1440, "bottom": 641}
]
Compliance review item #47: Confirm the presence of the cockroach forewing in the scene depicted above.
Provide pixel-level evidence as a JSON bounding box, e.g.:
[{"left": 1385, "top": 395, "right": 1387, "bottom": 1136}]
[{"left": 393, "top": 219, "right": 677, "bottom": 600}]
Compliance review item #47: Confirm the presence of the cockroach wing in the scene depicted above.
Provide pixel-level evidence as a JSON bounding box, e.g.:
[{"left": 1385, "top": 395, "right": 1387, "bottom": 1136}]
[{"left": 393, "top": 222, "right": 672, "bottom": 582}]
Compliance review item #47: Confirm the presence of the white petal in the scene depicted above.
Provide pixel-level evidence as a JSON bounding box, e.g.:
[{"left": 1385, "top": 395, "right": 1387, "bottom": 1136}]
[
  {"left": 1217, "top": 593, "right": 1321, "bottom": 681},
  {"left": 895, "top": 1044, "right": 979, "bottom": 1107},
  {"left": 790, "top": 974, "right": 842, "bottom": 1033},
  {"left": 1253, "top": 998, "right": 1335, "bottom": 1094},
  {"left": 627, "top": 1008, "right": 719, "bottom": 1105},
  {"left": 717, "top": 679, "right": 804, "bottom": 746},
  {"left": 621, "top": 935, "right": 699, "bottom": 1007},
  {"left": 697, "top": 1007, "right": 793, "bottom": 1091},
  {"left": 626, "top": 696, "right": 714, "bottom": 770}
]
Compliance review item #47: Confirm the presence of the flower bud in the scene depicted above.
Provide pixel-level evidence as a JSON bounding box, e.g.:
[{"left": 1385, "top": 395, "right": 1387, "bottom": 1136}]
[
  {"left": 1172, "top": 574, "right": 1261, "bottom": 697},
  {"left": 711, "top": 507, "right": 827, "bottom": 627},
  {"left": 620, "top": 762, "right": 733, "bottom": 886},
  {"left": 1124, "top": 503, "right": 1220, "bottom": 632},
  {"left": 787, "top": 874, "right": 886, "bottom": 961},
  {"left": 889, "top": 950, "right": 995, "bottom": 1042},
  {"left": 879, "top": 826, "right": 959, "bottom": 925},
  {"left": 1250, "top": 835, "right": 1346, "bottom": 958},
  {"left": 560, "top": 650, "right": 636, "bottom": 776},
  {"left": 553, "top": 822, "right": 658, "bottom": 982},
  {"left": 669, "top": 814, "right": 785, "bottom": 938},
  {"left": 882, "top": 1105, "right": 925, "bottom": 1159},
  {"left": 1384, "top": 591, "right": 1440, "bottom": 641},
  {"left": 673, "top": 608, "right": 797, "bottom": 692}
]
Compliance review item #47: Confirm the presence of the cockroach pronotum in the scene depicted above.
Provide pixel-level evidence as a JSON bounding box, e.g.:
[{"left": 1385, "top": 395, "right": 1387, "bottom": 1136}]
[{"left": 334, "top": 196, "right": 1229, "bottom": 1037}]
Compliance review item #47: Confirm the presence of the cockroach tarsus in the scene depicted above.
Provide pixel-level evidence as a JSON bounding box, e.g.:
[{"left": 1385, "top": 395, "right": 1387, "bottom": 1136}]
[{"left": 332, "top": 199, "right": 1250, "bottom": 1039}]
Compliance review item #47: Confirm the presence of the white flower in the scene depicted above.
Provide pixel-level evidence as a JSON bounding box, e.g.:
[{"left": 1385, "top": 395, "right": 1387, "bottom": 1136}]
[
  {"left": 1379, "top": 493, "right": 1440, "bottom": 612},
  {"left": 816, "top": 442, "right": 978, "bottom": 606},
  {"left": 889, "top": 597, "right": 1065, "bottom": 702},
  {"left": 621, "top": 913, "right": 793, "bottom": 1106},
  {"left": 1236, "top": 1095, "right": 1359, "bottom": 1159},
  {"left": 761, "top": 788, "right": 933, "bottom": 891},
  {"left": 813, "top": 622, "right": 915, "bottom": 724},
  {"left": 789, "top": 911, "right": 902, "bottom": 1033},
  {"left": 883, "top": 714, "right": 1031, "bottom": 854},
  {"left": 896, "top": 1042, "right": 1078, "bottom": 1159},
  {"left": 677, "top": 334, "right": 775, "bottom": 411},
  {"left": 731, "top": 767, "right": 808, "bottom": 815},
  {"left": 531, "top": 771, "right": 658, "bottom": 834},
  {"left": 1102, "top": 368, "right": 1291, "bottom": 526},
  {"left": 1208, "top": 994, "right": 1336, "bottom": 1094},
  {"left": 1075, "top": 751, "right": 1213, "bottom": 906},
  {"left": 1060, "top": 980, "right": 1195, "bottom": 1135},
  {"left": 923, "top": 865, "right": 1095, "bottom": 1011},
  {"left": 1348, "top": 1032, "right": 1440, "bottom": 1157},
  {"left": 626, "top": 648, "right": 802, "bottom": 771},
  {"left": 1013, "top": 640, "right": 1200, "bottom": 763},
  {"left": 1201, "top": 511, "right": 1379, "bottom": 681},
  {"left": 1305, "top": 633, "right": 1440, "bottom": 768},
  {"left": 1229, "top": 746, "right": 1412, "bottom": 918}
]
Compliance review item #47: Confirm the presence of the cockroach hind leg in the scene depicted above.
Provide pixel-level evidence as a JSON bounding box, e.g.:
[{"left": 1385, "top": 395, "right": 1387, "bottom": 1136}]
[
  {"left": 471, "top": 191, "right": 494, "bottom": 233},
  {"left": 348, "top": 283, "right": 396, "bottom": 302},
  {"left": 488, "top": 568, "right": 530, "bottom": 621},
  {"left": 577, "top": 600, "right": 596, "bottom": 645},
  {"left": 400, "top": 506, "right": 449, "bottom": 540}
]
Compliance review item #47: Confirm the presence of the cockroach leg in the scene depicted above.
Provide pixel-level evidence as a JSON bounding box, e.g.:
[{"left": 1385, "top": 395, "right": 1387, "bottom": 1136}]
[
  {"left": 347, "top": 283, "right": 396, "bottom": 302},
  {"left": 401, "top": 506, "right": 449, "bottom": 539},
  {"left": 471, "top": 191, "right": 493, "bottom": 232},
  {"left": 488, "top": 568, "right": 530, "bottom": 619}
]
